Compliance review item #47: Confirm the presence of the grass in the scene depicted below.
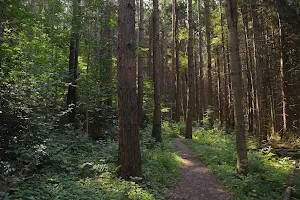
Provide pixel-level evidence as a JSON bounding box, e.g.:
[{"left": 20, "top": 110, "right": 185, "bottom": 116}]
[
  {"left": 0, "top": 122, "right": 183, "bottom": 200},
  {"left": 184, "top": 127, "right": 300, "bottom": 200}
]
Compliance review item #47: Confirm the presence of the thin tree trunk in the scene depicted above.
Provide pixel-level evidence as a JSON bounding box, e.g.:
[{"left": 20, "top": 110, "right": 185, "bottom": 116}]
[
  {"left": 182, "top": 70, "right": 187, "bottom": 122},
  {"left": 148, "top": 13, "right": 153, "bottom": 80},
  {"left": 172, "top": 0, "right": 180, "bottom": 122},
  {"left": 137, "top": 0, "right": 145, "bottom": 126},
  {"left": 117, "top": 0, "right": 141, "bottom": 179},
  {"left": 195, "top": 47, "right": 200, "bottom": 121},
  {"left": 198, "top": 0, "right": 204, "bottom": 122},
  {"left": 104, "top": 4, "right": 113, "bottom": 107},
  {"left": 216, "top": 47, "right": 223, "bottom": 129},
  {"left": 161, "top": 0, "right": 167, "bottom": 97},
  {"left": 186, "top": 0, "right": 194, "bottom": 139},
  {"left": 152, "top": 0, "right": 162, "bottom": 142},
  {"left": 278, "top": 14, "right": 287, "bottom": 140},
  {"left": 220, "top": 0, "right": 229, "bottom": 131},
  {"left": 226, "top": 0, "right": 248, "bottom": 174},
  {"left": 67, "top": 0, "right": 80, "bottom": 124},
  {"left": 241, "top": 3, "right": 254, "bottom": 135},
  {"left": 250, "top": 0, "right": 264, "bottom": 143},
  {"left": 204, "top": 0, "right": 213, "bottom": 127}
]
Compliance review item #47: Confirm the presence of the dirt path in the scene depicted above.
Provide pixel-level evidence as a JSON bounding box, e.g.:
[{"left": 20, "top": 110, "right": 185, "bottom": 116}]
[{"left": 167, "top": 138, "right": 233, "bottom": 200}]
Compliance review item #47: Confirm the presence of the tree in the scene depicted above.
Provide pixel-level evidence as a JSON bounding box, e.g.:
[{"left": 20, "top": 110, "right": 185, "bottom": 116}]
[
  {"left": 250, "top": 0, "right": 265, "bottom": 142},
  {"left": 172, "top": 0, "right": 180, "bottom": 122},
  {"left": 204, "top": 0, "right": 213, "bottom": 127},
  {"left": 225, "top": 0, "right": 248, "bottom": 174},
  {"left": 241, "top": 2, "right": 255, "bottom": 135},
  {"left": 198, "top": 0, "right": 205, "bottom": 123},
  {"left": 185, "top": 0, "right": 194, "bottom": 139},
  {"left": 117, "top": 0, "right": 141, "bottom": 178},
  {"left": 152, "top": 0, "right": 162, "bottom": 142},
  {"left": 216, "top": 47, "right": 223, "bottom": 129},
  {"left": 278, "top": 13, "right": 287, "bottom": 140},
  {"left": 137, "top": 0, "right": 145, "bottom": 126},
  {"left": 220, "top": 0, "right": 229, "bottom": 131},
  {"left": 67, "top": 0, "right": 80, "bottom": 124}
]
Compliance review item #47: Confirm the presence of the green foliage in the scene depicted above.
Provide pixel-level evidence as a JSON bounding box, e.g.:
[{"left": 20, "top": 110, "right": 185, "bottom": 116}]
[
  {"left": 0, "top": 125, "right": 182, "bottom": 200},
  {"left": 141, "top": 77, "right": 155, "bottom": 127},
  {"left": 140, "top": 124, "right": 183, "bottom": 199},
  {"left": 185, "top": 128, "right": 297, "bottom": 200},
  {"left": 162, "top": 121, "right": 186, "bottom": 138},
  {"left": 201, "top": 108, "right": 214, "bottom": 128}
]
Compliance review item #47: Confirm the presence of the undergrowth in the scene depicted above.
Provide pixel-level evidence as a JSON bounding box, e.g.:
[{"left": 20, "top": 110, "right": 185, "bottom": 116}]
[
  {"left": 184, "top": 127, "right": 300, "bottom": 200},
  {"left": 0, "top": 122, "right": 182, "bottom": 200}
]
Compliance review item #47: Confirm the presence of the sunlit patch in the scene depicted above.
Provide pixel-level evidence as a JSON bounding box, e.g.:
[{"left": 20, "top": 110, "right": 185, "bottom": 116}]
[{"left": 181, "top": 158, "right": 195, "bottom": 167}]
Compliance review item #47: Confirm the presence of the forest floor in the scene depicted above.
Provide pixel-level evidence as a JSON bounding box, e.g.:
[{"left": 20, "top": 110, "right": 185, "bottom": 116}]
[{"left": 167, "top": 137, "right": 233, "bottom": 200}]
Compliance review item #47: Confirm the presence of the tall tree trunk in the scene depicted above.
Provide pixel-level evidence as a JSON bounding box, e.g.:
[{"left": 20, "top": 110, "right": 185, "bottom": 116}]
[
  {"left": 137, "top": 0, "right": 145, "bottom": 126},
  {"left": 161, "top": 0, "right": 167, "bottom": 97},
  {"left": 175, "top": 0, "right": 180, "bottom": 122},
  {"left": 152, "top": 0, "right": 162, "bottom": 142},
  {"left": 148, "top": 12, "right": 153, "bottom": 80},
  {"left": 104, "top": 3, "right": 113, "bottom": 107},
  {"left": 117, "top": 0, "right": 141, "bottom": 179},
  {"left": 186, "top": 0, "right": 194, "bottom": 139},
  {"left": 226, "top": 0, "right": 248, "bottom": 174},
  {"left": 171, "top": 0, "right": 176, "bottom": 120},
  {"left": 67, "top": 0, "right": 80, "bottom": 124},
  {"left": 226, "top": 37, "right": 235, "bottom": 129},
  {"left": 204, "top": 0, "right": 213, "bottom": 127},
  {"left": 173, "top": 0, "right": 180, "bottom": 122},
  {"left": 241, "top": 3, "right": 254, "bottom": 135},
  {"left": 198, "top": 0, "right": 204, "bottom": 122},
  {"left": 220, "top": 0, "right": 229, "bottom": 131},
  {"left": 216, "top": 47, "right": 223, "bottom": 129},
  {"left": 278, "top": 14, "right": 287, "bottom": 140},
  {"left": 250, "top": 0, "right": 264, "bottom": 143},
  {"left": 195, "top": 46, "right": 200, "bottom": 121},
  {"left": 182, "top": 69, "right": 187, "bottom": 121}
]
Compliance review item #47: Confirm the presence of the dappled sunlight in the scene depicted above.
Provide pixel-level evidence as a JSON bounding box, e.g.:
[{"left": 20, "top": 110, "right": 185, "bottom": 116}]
[{"left": 185, "top": 131, "right": 300, "bottom": 200}]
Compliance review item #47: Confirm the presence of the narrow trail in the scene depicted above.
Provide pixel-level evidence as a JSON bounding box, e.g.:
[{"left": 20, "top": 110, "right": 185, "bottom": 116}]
[{"left": 167, "top": 138, "right": 233, "bottom": 200}]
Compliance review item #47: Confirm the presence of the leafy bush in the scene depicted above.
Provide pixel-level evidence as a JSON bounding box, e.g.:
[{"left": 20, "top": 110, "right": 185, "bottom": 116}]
[
  {"left": 0, "top": 124, "right": 182, "bottom": 200},
  {"left": 162, "top": 121, "right": 185, "bottom": 138}
]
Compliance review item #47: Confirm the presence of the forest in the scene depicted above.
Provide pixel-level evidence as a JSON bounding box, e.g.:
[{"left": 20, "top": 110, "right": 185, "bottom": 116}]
[{"left": 1, "top": 0, "right": 300, "bottom": 199}]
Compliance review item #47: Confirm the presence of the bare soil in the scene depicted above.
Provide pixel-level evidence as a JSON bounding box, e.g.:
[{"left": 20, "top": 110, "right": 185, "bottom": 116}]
[{"left": 167, "top": 138, "right": 234, "bottom": 200}]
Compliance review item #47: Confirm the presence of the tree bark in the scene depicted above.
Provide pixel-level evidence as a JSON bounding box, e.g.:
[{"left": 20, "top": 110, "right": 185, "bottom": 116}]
[
  {"left": 172, "top": 0, "right": 180, "bottom": 122},
  {"left": 161, "top": 0, "right": 167, "bottom": 97},
  {"left": 137, "top": 0, "right": 145, "bottom": 126},
  {"left": 216, "top": 47, "right": 223, "bottom": 129},
  {"left": 67, "top": 0, "right": 80, "bottom": 124},
  {"left": 241, "top": 3, "right": 255, "bottom": 135},
  {"left": 198, "top": 0, "right": 205, "bottom": 123},
  {"left": 250, "top": 0, "right": 264, "bottom": 143},
  {"left": 278, "top": 13, "right": 288, "bottom": 140},
  {"left": 175, "top": 1, "right": 180, "bottom": 122},
  {"left": 185, "top": 0, "right": 194, "bottom": 139},
  {"left": 195, "top": 47, "right": 200, "bottom": 121},
  {"left": 220, "top": 0, "right": 229, "bottom": 131},
  {"left": 117, "top": 0, "right": 141, "bottom": 178},
  {"left": 148, "top": 12, "right": 153, "bottom": 80},
  {"left": 226, "top": 0, "right": 248, "bottom": 174},
  {"left": 204, "top": 0, "right": 213, "bottom": 127},
  {"left": 152, "top": 0, "right": 162, "bottom": 142}
]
